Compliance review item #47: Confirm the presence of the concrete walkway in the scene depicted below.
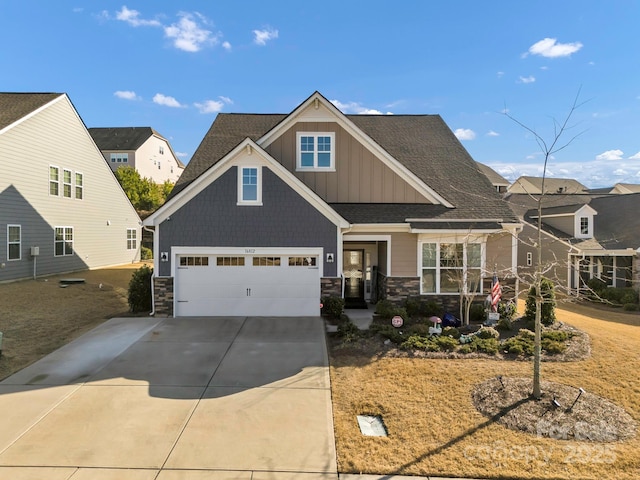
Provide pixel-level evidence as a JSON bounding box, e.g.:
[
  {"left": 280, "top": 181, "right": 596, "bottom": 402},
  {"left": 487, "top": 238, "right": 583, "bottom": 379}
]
[{"left": 0, "top": 316, "right": 337, "bottom": 479}]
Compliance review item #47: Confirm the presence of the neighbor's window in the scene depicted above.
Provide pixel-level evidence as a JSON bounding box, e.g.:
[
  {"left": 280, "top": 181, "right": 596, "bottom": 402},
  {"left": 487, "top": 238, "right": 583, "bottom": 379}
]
[
  {"left": 297, "top": 132, "right": 335, "bottom": 170},
  {"left": 63, "top": 169, "right": 72, "bottom": 198},
  {"left": 7, "top": 225, "right": 21, "bottom": 261},
  {"left": 75, "top": 172, "right": 83, "bottom": 199},
  {"left": 580, "top": 216, "right": 589, "bottom": 235},
  {"left": 49, "top": 166, "right": 60, "bottom": 196},
  {"left": 526, "top": 252, "right": 533, "bottom": 266},
  {"left": 110, "top": 153, "right": 128, "bottom": 163},
  {"left": 54, "top": 226, "right": 73, "bottom": 256},
  {"left": 421, "top": 242, "right": 482, "bottom": 294},
  {"left": 238, "top": 166, "right": 261, "bottom": 205},
  {"left": 159, "top": 145, "right": 164, "bottom": 155},
  {"left": 126, "top": 229, "right": 137, "bottom": 250}
]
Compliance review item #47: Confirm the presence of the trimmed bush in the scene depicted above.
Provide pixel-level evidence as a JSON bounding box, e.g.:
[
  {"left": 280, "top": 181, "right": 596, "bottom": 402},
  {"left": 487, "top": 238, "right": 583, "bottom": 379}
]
[
  {"left": 498, "top": 301, "right": 517, "bottom": 321},
  {"left": 469, "top": 303, "right": 486, "bottom": 323},
  {"left": 407, "top": 323, "right": 431, "bottom": 336},
  {"left": 542, "top": 339, "right": 567, "bottom": 354},
  {"left": 503, "top": 336, "right": 534, "bottom": 356},
  {"left": 587, "top": 277, "right": 607, "bottom": 294},
  {"left": 496, "top": 318, "right": 512, "bottom": 331},
  {"left": 442, "top": 326, "right": 461, "bottom": 339},
  {"left": 524, "top": 277, "right": 556, "bottom": 326},
  {"left": 624, "top": 303, "right": 640, "bottom": 311},
  {"left": 542, "top": 330, "right": 571, "bottom": 342},
  {"left": 476, "top": 326, "right": 500, "bottom": 340},
  {"left": 471, "top": 337, "right": 499, "bottom": 355},
  {"left": 371, "top": 324, "right": 405, "bottom": 344},
  {"left": 322, "top": 296, "right": 345, "bottom": 320},
  {"left": 128, "top": 264, "right": 153, "bottom": 313},
  {"left": 337, "top": 320, "right": 360, "bottom": 342},
  {"left": 141, "top": 246, "right": 153, "bottom": 260},
  {"left": 401, "top": 334, "right": 437, "bottom": 351},
  {"left": 435, "top": 335, "right": 459, "bottom": 351}
]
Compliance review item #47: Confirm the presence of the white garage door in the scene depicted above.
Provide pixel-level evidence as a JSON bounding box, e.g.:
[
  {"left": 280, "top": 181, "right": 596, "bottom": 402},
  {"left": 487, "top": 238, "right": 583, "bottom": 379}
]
[{"left": 174, "top": 252, "right": 321, "bottom": 317}]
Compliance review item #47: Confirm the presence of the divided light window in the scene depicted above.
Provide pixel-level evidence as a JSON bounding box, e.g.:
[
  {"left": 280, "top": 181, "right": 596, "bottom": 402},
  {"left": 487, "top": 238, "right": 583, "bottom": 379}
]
[
  {"left": 580, "top": 217, "right": 589, "bottom": 235},
  {"left": 110, "top": 153, "right": 128, "bottom": 163},
  {"left": 238, "top": 166, "right": 261, "bottom": 205},
  {"left": 63, "top": 169, "right": 72, "bottom": 198},
  {"left": 216, "top": 256, "right": 244, "bottom": 266},
  {"left": 289, "top": 256, "right": 317, "bottom": 266},
  {"left": 126, "top": 229, "right": 137, "bottom": 250},
  {"left": 75, "top": 173, "right": 83, "bottom": 199},
  {"left": 253, "top": 256, "right": 281, "bottom": 266},
  {"left": 297, "top": 132, "right": 335, "bottom": 170},
  {"left": 49, "top": 166, "right": 60, "bottom": 196},
  {"left": 8, "top": 225, "right": 21, "bottom": 261},
  {"left": 421, "top": 242, "right": 482, "bottom": 294},
  {"left": 180, "top": 256, "right": 209, "bottom": 266},
  {"left": 54, "top": 227, "right": 74, "bottom": 257}
]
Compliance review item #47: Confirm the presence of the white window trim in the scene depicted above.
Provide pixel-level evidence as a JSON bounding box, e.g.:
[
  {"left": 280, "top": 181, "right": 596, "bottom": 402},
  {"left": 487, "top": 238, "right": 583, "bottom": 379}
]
[
  {"left": 110, "top": 153, "right": 128, "bottom": 163},
  {"left": 63, "top": 169, "right": 72, "bottom": 199},
  {"left": 49, "top": 165, "right": 60, "bottom": 197},
  {"left": 75, "top": 172, "right": 84, "bottom": 200},
  {"left": 54, "top": 226, "right": 74, "bottom": 257},
  {"left": 576, "top": 215, "right": 591, "bottom": 238},
  {"left": 296, "top": 132, "right": 336, "bottom": 171},
  {"left": 127, "top": 228, "right": 137, "bottom": 250},
  {"left": 7, "top": 224, "right": 21, "bottom": 261},
  {"left": 526, "top": 251, "right": 533, "bottom": 266},
  {"left": 237, "top": 166, "right": 262, "bottom": 206},
  {"left": 418, "top": 239, "right": 486, "bottom": 295}
]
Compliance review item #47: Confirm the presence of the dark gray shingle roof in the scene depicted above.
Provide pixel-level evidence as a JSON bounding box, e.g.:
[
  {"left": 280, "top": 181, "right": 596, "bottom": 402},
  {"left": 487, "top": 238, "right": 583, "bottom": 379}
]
[
  {"left": 88, "top": 127, "right": 157, "bottom": 151},
  {"left": 589, "top": 193, "right": 640, "bottom": 250},
  {"left": 171, "top": 108, "right": 518, "bottom": 222},
  {"left": 0, "top": 93, "right": 63, "bottom": 131}
]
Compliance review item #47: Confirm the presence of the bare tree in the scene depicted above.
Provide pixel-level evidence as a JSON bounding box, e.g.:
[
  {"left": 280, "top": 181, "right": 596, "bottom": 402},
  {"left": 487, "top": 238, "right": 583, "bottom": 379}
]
[{"left": 503, "top": 89, "right": 587, "bottom": 399}]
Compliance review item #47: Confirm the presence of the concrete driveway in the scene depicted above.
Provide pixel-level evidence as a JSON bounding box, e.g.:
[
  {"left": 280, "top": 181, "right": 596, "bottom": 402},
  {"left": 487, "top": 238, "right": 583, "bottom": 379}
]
[{"left": 0, "top": 316, "right": 338, "bottom": 479}]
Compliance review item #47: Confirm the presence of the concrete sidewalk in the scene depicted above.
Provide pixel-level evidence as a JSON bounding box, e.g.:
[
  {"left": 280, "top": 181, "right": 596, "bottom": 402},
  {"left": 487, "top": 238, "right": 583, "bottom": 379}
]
[{"left": 0, "top": 316, "right": 337, "bottom": 479}]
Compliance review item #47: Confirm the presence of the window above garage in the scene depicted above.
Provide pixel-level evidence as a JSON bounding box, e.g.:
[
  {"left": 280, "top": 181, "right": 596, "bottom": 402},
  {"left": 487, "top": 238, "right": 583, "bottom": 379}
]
[{"left": 237, "top": 166, "right": 262, "bottom": 206}]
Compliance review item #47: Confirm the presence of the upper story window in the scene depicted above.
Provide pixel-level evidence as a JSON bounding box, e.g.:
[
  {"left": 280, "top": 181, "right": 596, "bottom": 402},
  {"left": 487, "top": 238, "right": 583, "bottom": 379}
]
[
  {"left": 49, "top": 166, "right": 60, "bottom": 196},
  {"left": 75, "top": 173, "right": 83, "bottom": 199},
  {"left": 296, "top": 132, "right": 335, "bottom": 170},
  {"left": 238, "top": 166, "right": 262, "bottom": 205},
  {"left": 7, "top": 225, "right": 21, "bottom": 261},
  {"left": 579, "top": 217, "right": 589, "bottom": 235},
  {"left": 110, "top": 153, "right": 128, "bottom": 163},
  {"left": 63, "top": 169, "right": 72, "bottom": 198},
  {"left": 159, "top": 145, "right": 164, "bottom": 155}
]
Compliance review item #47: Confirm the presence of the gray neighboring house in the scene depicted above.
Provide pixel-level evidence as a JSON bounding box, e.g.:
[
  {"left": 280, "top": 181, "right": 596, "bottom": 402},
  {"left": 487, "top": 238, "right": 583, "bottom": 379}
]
[
  {"left": 143, "top": 91, "right": 521, "bottom": 317},
  {"left": 89, "top": 127, "right": 185, "bottom": 184},
  {"left": 506, "top": 191, "right": 640, "bottom": 292},
  {"left": 0, "top": 93, "right": 141, "bottom": 282}
]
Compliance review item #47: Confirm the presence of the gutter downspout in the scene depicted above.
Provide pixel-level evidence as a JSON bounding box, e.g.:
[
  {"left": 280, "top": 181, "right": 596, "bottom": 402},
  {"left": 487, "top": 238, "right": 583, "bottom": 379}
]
[{"left": 143, "top": 225, "right": 156, "bottom": 316}]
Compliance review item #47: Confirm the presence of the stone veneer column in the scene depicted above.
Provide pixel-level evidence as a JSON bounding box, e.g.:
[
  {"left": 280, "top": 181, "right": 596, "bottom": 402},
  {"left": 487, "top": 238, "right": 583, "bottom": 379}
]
[
  {"left": 153, "top": 276, "right": 174, "bottom": 317},
  {"left": 384, "top": 277, "right": 420, "bottom": 304},
  {"left": 321, "top": 277, "right": 342, "bottom": 298}
]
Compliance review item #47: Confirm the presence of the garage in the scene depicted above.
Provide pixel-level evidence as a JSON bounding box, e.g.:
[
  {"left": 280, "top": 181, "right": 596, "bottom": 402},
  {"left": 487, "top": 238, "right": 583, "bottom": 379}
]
[{"left": 174, "top": 248, "right": 322, "bottom": 317}]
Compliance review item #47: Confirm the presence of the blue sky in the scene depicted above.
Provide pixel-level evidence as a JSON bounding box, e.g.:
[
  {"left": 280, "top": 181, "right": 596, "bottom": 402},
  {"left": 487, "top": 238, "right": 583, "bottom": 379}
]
[{"left": 2, "top": 1, "right": 640, "bottom": 188}]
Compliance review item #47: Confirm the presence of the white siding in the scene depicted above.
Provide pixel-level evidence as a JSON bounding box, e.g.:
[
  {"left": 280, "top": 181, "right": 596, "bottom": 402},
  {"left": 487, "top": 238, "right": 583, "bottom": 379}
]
[{"left": 0, "top": 95, "right": 141, "bottom": 281}]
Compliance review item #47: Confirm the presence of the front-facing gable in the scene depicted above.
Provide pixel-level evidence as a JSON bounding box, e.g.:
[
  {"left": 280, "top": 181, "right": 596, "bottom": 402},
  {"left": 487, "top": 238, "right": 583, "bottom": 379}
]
[{"left": 531, "top": 203, "right": 597, "bottom": 239}]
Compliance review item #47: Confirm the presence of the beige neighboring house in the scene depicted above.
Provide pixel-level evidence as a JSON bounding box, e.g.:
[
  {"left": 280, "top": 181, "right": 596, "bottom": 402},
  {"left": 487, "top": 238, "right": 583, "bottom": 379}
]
[
  {"left": 507, "top": 176, "right": 589, "bottom": 195},
  {"left": 476, "top": 162, "right": 509, "bottom": 193},
  {"left": 609, "top": 183, "right": 640, "bottom": 194},
  {"left": 0, "top": 93, "right": 141, "bottom": 282},
  {"left": 89, "top": 127, "right": 185, "bottom": 184}
]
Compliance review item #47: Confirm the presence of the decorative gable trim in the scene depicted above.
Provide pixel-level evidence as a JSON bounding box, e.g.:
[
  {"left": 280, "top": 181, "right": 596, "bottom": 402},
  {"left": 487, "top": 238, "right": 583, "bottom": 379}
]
[
  {"left": 143, "top": 138, "right": 349, "bottom": 229},
  {"left": 257, "top": 91, "right": 454, "bottom": 208}
]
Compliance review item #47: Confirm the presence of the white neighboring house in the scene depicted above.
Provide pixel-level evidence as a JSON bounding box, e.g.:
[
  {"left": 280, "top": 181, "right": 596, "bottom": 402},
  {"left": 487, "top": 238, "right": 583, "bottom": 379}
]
[
  {"left": 0, "top": 93, "right": 141, "bottom": 282},
  {"left": 89, "top": 127, "right": 185, "bottom": 184}
]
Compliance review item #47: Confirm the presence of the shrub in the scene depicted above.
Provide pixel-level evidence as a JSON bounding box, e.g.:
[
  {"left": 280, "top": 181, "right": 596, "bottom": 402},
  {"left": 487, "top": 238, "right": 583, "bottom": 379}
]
[
  {"left": 375, "top": 299, "right": 396, "bottom": 319},
  {"left": 458, "top": 344, "right": 475, "bottom": 354},
  {"left": 407, "top": 323, "right": 431, "bottom": 336},
  {"left": 542, "top": 330, "right": 570, "bottom": 342},
  {"left": 469, "top": 303, "right": 486, "bottom": 323},
  {"left": 128, "top": 264, "right": 153, "bottom": 313},
  {"left": 498, "top": 301, "right": 517, "bottom": 321},
  {"left": 506, "top": 343, "right": 524, "bottom": 355},
  {"left": 496, "top": 318, "right": 512, "bottom": 331},
  {"left": 140, "top": 246, "right": 153, "bottom": 260},
  {"left": 542, "top": 339, "right": 567, "bottom": 354},
  {"left": 476, "top": 326, "right": 500, "bottom": 339},
  {"left": 587, "top": 277, "right": 607, "bottom": 294},
  {"left": 518, "top": 328, "right": 535, "bottom": 340},
  {"left": 524, "top": 277, "right": 556, "bottom": 326},
  {"left": 598, "top": 287, "right": 637, "bottom": 305},
  {"left": 503, "top": 336, "right": 534, "bottom": 356},
  {"left": 624, "top": 303, "right": 639, "bottom": 311},
  {"left": 435, "top": 335, "right": 459, "bottom": 351},
  {"left": 371, "top": 324, "right": 405, "bottom": 344},
  {"left": 403, "top": 298, "right": 441, "bottom": 318},
  {"left": 322, "top": 296, "right": 345, "bottom": 320},
  {"left": 337, "top": 320, "right": 360, "bottom": 342},
  {"left": 442, "top": 326, "right": 461, "bottom": 339},
  {"left": 471, "top": 337, "right": 499, "bottom": 355},
  {"left": 401, "top": 334, "right": 437, "bottom": 351}
]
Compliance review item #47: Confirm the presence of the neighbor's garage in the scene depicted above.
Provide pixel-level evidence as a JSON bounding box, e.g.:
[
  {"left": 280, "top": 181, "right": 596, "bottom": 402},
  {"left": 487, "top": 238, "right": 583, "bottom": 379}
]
[{"left": 174, "top": 249, "right": 322, "bottom": 317}]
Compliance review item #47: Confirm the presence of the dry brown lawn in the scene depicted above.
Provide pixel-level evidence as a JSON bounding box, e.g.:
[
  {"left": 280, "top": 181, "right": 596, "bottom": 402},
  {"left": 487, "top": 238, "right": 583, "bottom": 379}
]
[
  {"left": 0, "top": 263, "right": 148, "bottom": 380},
  {"left": 330, "top": 301, "right": 640, "bottom": 479}
]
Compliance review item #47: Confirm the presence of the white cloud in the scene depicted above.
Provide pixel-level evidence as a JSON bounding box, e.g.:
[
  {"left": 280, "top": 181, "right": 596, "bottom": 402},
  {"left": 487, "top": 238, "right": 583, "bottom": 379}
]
[
  {"left": 116, "top": 6, "right": 161, "bottom": 27},
  {"left": 253, "top": 27, "right": 278, "bottom": 46},
  {"left": 614, "top": 168, "right": 628, "bottom": 176},
  {"left": 165, "top": 13, "right": 218, "bottom": 52},
  {"left": 222, "top": 41, "right": 231, "bottom": 51},
  {"left": 113, "top": 90, "right": 140, "bottom": 101},
  {"left": 454, "top": 128, "right": 476, "bottom": 141},
  {"left": 153, "top": 93, "right": 183, "bottom": 108},
  {"left": 518, "top": 75, "right": 536, "bottom": 84},
  {"left": 194, "top": 96, "right": 233, "bottom": 114},
  {"left": 628, "top": 151, "right": 640, "bottom": 160},
  {"left": 175, "top": 151, "right": 188, "bottom": 158},
  {"left": 527, "top": 37, "right": 583, "bottom": 58},
  {"left": 330, "top": 99, "right": 391, "bottom": 115},
  {"left": 219, "top": 96, "right": 233, "bottom": 105},
  {"left": 487, "top": 130, "right": 500, "bottom": 137},
  {"left": 596, "top": 149, "right": 624, "bottom": 161},
  {"left": 496, "top": 71, "right": 504, "bottom": 78}
]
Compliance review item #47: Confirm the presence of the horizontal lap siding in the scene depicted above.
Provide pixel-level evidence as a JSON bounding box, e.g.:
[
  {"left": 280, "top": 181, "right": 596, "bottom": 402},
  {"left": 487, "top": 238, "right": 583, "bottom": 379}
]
[
  {"left": 265, "top": 122, "right": 429, "bottom": 204},
  {"left": 0, "top": 97, "right": 140, "bottom": 282},
  {"left": 158, "top": 168, "right": 338, "bottom": 277}
]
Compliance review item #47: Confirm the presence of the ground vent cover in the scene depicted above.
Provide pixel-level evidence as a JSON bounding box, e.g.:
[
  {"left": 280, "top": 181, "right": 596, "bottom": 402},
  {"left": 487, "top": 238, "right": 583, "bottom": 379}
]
[{"left": 357, "top": 415, "right": 388, "bottom": 437}]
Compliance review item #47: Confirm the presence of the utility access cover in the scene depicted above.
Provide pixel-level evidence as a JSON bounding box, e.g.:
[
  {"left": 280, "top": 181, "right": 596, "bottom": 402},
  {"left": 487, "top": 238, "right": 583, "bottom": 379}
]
[{"left": 357, "top": 415, "right": 388, "bottom": 437}]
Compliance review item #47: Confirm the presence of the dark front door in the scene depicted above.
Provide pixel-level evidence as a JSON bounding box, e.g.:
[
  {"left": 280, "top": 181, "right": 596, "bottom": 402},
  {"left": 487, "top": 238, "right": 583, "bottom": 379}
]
[{"left": 343, "top": 250, "right": 365, "bottom": 306}]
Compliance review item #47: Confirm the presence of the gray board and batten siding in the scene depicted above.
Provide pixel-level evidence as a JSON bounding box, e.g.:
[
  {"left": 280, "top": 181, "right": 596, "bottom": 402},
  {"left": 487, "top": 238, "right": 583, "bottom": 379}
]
[{"left": 157, "top": 167, "right": 339, "bottom": 277}]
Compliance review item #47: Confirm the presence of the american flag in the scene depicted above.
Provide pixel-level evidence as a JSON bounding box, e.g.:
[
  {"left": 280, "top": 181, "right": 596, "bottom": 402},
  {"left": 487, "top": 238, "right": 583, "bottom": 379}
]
[{"left": 491, "top": 274, "right": 502, "bottom": 312}]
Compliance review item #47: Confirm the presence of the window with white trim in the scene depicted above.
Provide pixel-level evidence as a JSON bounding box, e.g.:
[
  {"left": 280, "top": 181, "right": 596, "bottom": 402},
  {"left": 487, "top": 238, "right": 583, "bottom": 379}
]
[
  {"left": 526, "top": 252, "right": 532, "bottom": 266},
  {"left": 54, "top": 227, "right": 73, "bottom": 256},
  {"left": 110, "top": 153, "right": 128, "bottom": 163},
  {"left": 75, "top": 172, "right": 83, "bottom": 199},
  {"left": 238, "top": 166, "right": 261, "bottom": 205},
  {"left": 421, "top": 242, "right": 482, "bottom": 294},
  {"left": 579, "top": 216, "right": 589, "bottom": 235},
  {"left": 253, "top": 256, "right": 281, "bottom": 266},
  {"left": 289, "top": 256, "right": 317, "bottom": 266},
  {"left": 63, "top": 169, "right": 72, "bottom": 198},
  {"left": 159, "top": 145, "right": 164, "bottom": 155},
  {"left": 216, "top": 256, "right": 244, "bottom": 266},
  {"left": 296, "top": 132, "right": 335, "bottom": 170},
  {"left": 7, "top": 225, "right": 21, "bottom": 261},
  {"left": 49, "top": 166, "right": 60, "bottom": 196},
  {"left": 126, "top": 229, "right": 137, "bottom": 250},
  {"left": 180, "top": 256, "right": 209, "bottom": 266}
]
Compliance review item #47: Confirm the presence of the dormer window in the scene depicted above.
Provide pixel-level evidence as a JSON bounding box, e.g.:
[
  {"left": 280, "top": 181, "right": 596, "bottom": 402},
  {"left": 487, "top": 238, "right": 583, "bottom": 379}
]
[
  {"left": 296, "top": 132, "right": 335, "bottom": 170},
  {"left": 580, "top": 217, "right": 589, "bottom": 235}
]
